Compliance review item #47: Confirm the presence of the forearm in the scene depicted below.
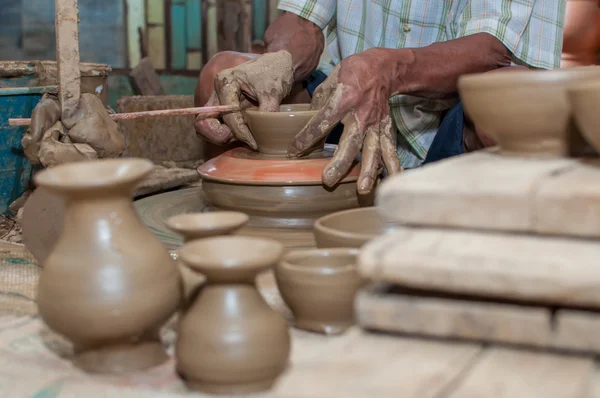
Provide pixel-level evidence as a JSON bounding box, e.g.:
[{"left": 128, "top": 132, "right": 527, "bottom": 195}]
[
  {"left": 264, "top": 12, "right": 325, "bottom": 82},
  {"left": 390, "top": 33, "right": 513, "bottom": 99}
]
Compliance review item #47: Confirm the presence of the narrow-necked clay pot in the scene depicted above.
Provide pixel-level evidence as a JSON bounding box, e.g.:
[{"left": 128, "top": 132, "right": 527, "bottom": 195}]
[
  {"left": 458, "top": 66, "right": 600, "bottom": 157},
  {"left": 177, "top": 236, "right": 290, "bottom": 394},
  {"left": 275, "top": 248, "right": 363, "bottom": 335},
  {"left": 568, "top": 81, "right": 600, "bottom": 154},
  {"left": 244, "top": 104, "right": 321, "bottom": 156},
  {"left": 166, "top": 211, "right": 249, "bottom": 241},
  {"left": 166, "top": 211, "right": 249, "bottom": 308},
  {"left": 314, "top": 207, "right": 398, "bottom": 248},
  {"left": 34, "top": 158, "right": 181, "bottom": 374}
]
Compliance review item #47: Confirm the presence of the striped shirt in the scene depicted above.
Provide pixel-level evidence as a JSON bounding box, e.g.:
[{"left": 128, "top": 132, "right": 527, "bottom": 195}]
[{"left": 279, "top": 0, "right": 566, "bottom": 167}]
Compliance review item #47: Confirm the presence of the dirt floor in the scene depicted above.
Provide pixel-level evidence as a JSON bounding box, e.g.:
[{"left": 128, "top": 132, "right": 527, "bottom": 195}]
[{"left": 0, "top": 215, "right": 22, "bottom": 244}]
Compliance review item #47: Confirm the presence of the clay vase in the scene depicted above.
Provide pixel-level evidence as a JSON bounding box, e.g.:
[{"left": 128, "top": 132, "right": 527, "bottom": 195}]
[
  {"left": 177, "top": 236, "right": 290, "bottom": 394},
  {"left": 275, "top": 248, "right": 363, "bottom": 335},
  {"left": 166, "top": 212, "right": 249, "bottom": 307},
  {"left": 34, "top": 158, "right": 181, "bottom": 374}
]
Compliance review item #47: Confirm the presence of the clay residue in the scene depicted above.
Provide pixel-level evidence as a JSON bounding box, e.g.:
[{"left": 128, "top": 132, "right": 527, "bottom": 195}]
[{"left": 37, "top": 122, "right": 97, "bottom": 168}]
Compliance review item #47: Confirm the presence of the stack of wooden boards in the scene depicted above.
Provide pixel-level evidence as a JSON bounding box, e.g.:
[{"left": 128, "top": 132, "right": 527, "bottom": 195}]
[{"left": 357, "top": 149, "right": 600, "bottom": 353}]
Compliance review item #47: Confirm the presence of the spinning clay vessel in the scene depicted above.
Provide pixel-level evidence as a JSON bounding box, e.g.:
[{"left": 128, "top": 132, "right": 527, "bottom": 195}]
[
  {"left": 34, "top": 158, "right": 181, "bottom": 374},
  {"left": 177, "top": 236, "right": 290, "bottom": 394},
  {"left": 276, "top": 248, "right": 364, "bottom": 335},
  {"left": 198, "top": 104, "right": 373, "bottom": 230}
]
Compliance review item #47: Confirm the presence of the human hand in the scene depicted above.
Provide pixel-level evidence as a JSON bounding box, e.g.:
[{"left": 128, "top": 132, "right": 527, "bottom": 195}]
[
  {"left": 22, "top": 93, "right": 124, "bottom": 167},
  {"left": 287, "top": 49, "right": 402, "bottom": 194},
  {"left": 194, "top": 51, "right": 295, "bottom": 149}
]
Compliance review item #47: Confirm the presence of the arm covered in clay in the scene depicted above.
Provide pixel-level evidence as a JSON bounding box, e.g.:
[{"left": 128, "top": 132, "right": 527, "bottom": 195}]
[
  {"left": 194, "top": 12, "right": 326, "bottom": 148},
  {"left": 22, "top": 93, "right": 125, "bottom": 168}
]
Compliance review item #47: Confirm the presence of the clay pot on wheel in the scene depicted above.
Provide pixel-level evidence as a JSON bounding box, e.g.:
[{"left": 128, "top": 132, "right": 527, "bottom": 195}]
[
  {"left": 177, "top": 236, "right": 290, "bottom": 394},
  {"left": 34, "top": 158, "right": 181, "bottom": 374}
]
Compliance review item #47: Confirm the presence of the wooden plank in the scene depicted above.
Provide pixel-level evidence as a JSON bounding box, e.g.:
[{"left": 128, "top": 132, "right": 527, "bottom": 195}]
[
  {"left": 148, "top": 25, "right": 166, "bottom": 69},
  {"left": 274, "top": 330, "right": 482, "bottom": 398},
  {"left": 170, "top": 0, "right": 187, "bottom": 69},
  {"left": 185, "top": 0, "right": 201, "bottom": 51},
  {"left": 130, "top": 57, "right": 164, "bottom": 95},
  {"left": 147, "top": 0, "right": 165, "bottom": 24},
  {"left": 376, "top": 150, "right": 579, "bottom": 234},
  {"left": 356, "top": 284, "right": 555, "bottom": 348},
  {"left": 359, "top": 226, "right": 600, "bottom": 308},
  {"left": 536, "top": 159, "right": 600, "bottom": 237},
  {"left": 447, "top": 348, "right": 595, "bottom": 398},
  {"left": 126, "top": 0, "right": 146, "bottom": 67},
  {"left": 206, "top": 0, "right": 218, "bottom": 58},
  {"left": 55, "top": 0, "right": 81, "bottom": 119},
  {"left": 356, "top": 285, "right": 600, "bottom": 353}
]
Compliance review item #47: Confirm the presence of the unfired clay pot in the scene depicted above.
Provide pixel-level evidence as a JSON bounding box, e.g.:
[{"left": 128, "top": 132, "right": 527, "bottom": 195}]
[
  {"left": 275, "top": 248, "right": 363, "bottom": 335},
  {"left": 177, "top": 236, "right": 290, "bottom": 394},
  {"left": 314, "top": 207, "right": 399, "bottom": 248},
  {"left": 568, "top": 81, "right": 600, "bottom": 153},
  {"left": 166, "top": 211, "right": 249, "bottom": 240},
  {"left": 166, "top": 211, "right": 249, "bottom": 308},
  {"left": 34, "top": 158, "right": 181, "bottom": 373},
  {"left": 458, "top": 66, "right": 600, "bottom": 157},
  {"left": 244, "top": 104, "right": 322, "bottom": 155}
]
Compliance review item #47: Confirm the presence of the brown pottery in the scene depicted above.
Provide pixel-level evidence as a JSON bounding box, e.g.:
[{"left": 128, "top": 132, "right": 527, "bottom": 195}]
[
  {"left": 166, "top": 211, "right": 249, "bottom": 307},
  {"left": 314, "top": 207, "right": 399, "bottom": 248},
  {"left": 243, "top": 104, "right": 322, "bottom": 155},
  {"left": 275, "top": 248, "right": 363, "bottom": 335},
  {"left": 34, "top": 158, "right": 181, "bottom": 373},
  {"left": 177, "top": 236, "right": 290, "bottom": 394},
  {"left": 568, "top": 81, "right": 600, "bottom": 154},
  {"left": 458, "top": 66, "right": 600, "bottom": 157}
]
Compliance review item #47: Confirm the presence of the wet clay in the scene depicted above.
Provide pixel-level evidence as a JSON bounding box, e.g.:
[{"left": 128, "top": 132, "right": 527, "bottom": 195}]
[
  {"left": 458, "top": 67, "right": 600, "bottom": 157},
  {"left": 314, "top": 207, "right": 399, "bottom": 248},
  {"left": 244, "top": 104, "right": 323, "bottom": 155},
  {"left": 177, "top": 236, "right": 290, "bottom": 394},
  {"left": 38, "top": 121, "right": 98, "bottom": 167},
  {"left": 275, "top": 248, "right": 364, "bottom": 335},
  {"left": 33, "top": 158, "right": 181, "bottom": 373}
]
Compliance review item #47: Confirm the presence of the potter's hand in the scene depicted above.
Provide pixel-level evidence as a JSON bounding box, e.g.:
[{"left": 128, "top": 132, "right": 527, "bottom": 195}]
[
  {"left": 195, "top": 51, "right": 295, "bottom": 149},
  {"left": 287, "top": 49, "right": 402, "bottom": 194},
  {"left": 22, "top": 93, "right": 125, "bottom": 166}
]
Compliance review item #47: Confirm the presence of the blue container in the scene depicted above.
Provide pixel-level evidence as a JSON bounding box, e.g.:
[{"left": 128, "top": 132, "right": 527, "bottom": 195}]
[{"left": 0, "top": 85, "right": 56, "bottom": 214}]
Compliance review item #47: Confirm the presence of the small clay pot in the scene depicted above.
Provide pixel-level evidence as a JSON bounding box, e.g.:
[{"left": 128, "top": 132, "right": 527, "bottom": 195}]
[
  {"left": 275, "top": 248, "right": 363, "bottom": 335},
  {"left": 458, "top": 66, "right": 600, "bottom": 157},
  {"left": 177, "top": 236, "right": 290, "bottom": 394},
  {"left": 34, "top": 158, "right": 181, "bottom": 374},
  {"left": 166, "top": 211, "right": 249, "bottom": 241},
  {"left": 314, "top": 207, "right": 398, "bottom": 248},
  {"left": 568, "top": 81, "right": 600, "bottom": 154},
  {"left": 244, "top": 104, "right": 321, "bottom": 155}
]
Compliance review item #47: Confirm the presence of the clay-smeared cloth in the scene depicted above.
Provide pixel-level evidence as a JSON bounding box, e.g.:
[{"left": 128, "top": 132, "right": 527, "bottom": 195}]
[{"left": 0, "top": 242, "right": 39, "bottom": 317}]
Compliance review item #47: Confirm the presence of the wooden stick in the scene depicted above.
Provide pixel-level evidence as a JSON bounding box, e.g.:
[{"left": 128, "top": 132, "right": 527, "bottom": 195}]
[
  {"left": 55, "top": 0, "right": 81, "bottom": 120},
  {"left": 8, "top": 105, "right": 237, "bottom": 127}
]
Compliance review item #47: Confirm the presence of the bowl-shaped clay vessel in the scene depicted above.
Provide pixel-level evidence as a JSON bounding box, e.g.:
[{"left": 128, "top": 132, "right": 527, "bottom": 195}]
[
  {"left": 458, "top": 66, "right": 600, "bottom": 157},
  {"left": 166, "top": 211, "right": 249, "bottom": 241},
  {"left": 314, "top": 207, "right": 398, "bottom": 248},
  {"left": 244, "top": 104, "right": 321, "bottom": 155},
  {"left": 568, "top": 81, "right": 600, "bottom": 154},
  {"left": 275, "top": 248, "right": 363, "bottom": 335}
]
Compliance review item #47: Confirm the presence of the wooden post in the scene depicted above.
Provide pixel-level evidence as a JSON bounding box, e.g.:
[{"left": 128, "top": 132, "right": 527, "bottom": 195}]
[{"left": 55, "top": 0, "right": 81, "bottom": 120}]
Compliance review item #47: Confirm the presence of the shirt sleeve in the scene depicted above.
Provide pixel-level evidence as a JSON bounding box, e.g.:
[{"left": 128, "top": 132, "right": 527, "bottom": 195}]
[
  {"left": 456, "top": 0, "right": 566, "bottom": 70},
  {"left": 277, "top": 0, "right": 337, "bottom": 30}
]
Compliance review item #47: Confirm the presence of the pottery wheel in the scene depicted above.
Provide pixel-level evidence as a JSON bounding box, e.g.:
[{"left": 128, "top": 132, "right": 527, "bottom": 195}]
[{"left": 134, "top": 185, "right": 316, "bottom": 251}]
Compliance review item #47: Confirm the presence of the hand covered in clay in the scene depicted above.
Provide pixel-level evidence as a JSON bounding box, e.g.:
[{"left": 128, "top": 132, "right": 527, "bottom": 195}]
[
  {"left": 22, "top": 93, "right": 125, "bottom": 167},
  {"left": 195, "top": 51, "right": 295, "bottom": 149},
  {"left": 287, "top": 49, "right": 403, "bottom": 194}
]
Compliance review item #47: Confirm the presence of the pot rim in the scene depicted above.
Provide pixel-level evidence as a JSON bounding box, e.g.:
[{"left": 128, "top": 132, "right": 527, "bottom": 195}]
[
  {"left": 314, "top": 207, "right": 382, "bottom": 241},
  {"left": 280, "top": 248, "right": 359, "bottom": 274},
  {"left": 166, "top": 211, "right": 249, "bottom": 235}
]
